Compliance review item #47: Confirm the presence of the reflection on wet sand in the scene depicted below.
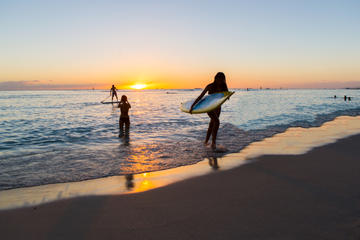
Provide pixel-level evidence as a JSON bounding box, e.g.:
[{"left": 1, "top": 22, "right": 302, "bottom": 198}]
[
  {"left": 125, "top": 173, "right": 158, "bottom": 193},
  {"left": 125, "top": 174, "right": 134, "bottom": 190},
  {"left": 208, "top": 157, "right": 220, "bottom": 170},
  {"left": 1, "top": 116, "right": 360, "bottom": 210}
]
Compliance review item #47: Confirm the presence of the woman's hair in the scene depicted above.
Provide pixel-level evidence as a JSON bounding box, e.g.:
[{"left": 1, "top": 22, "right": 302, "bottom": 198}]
[
  {"left": 121, "top": 95, "right": 127, "bottom": 102},
  {"left": 214, "top": 72, "right": 228, "bottom": 91},
  {"left": 214, "top": 72, "right": 225, "bottom": 83}
]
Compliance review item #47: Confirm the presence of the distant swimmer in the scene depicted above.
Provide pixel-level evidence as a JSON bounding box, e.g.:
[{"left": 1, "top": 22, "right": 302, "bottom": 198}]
[
  {"left": 110, "top": 85, "right": 118, "bottom": 102},
  {"left": 189, "top": 72, "right": 229, "bottom": 150},
  {"left": 348, "top": 97, "right": 352, "bottom": 101},
  {"left": 118, "top": 95, "right": 131, "bottom": 137},
  {"left": 334, "top": 95, "right": 337, "bottom": 98},
  {"left": 344, "top": 95, "right": 347, "bottom": 101}
]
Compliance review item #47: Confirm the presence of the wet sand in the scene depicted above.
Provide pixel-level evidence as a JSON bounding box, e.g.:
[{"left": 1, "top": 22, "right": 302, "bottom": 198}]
[{"left": 1, "top": 133, "right": 360, "bottom": 239}]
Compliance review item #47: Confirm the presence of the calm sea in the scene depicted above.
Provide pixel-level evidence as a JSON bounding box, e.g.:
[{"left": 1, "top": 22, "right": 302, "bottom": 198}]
[{"left": 1, "top": 89, "right": 360, "bottom": 190}]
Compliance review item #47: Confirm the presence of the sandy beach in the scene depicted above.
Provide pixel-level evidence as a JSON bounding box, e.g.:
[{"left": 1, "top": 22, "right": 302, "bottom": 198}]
[{"left": 1, "top": 131, "right": 360, "bottom": 239}]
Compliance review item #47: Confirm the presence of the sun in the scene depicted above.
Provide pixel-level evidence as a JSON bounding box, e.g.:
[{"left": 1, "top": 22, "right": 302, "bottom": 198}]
[{"left": 130, "top": 84, "right": 147, "bottom": 90}]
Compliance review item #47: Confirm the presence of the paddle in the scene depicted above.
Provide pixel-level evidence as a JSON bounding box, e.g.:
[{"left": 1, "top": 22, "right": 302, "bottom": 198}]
[{"left": 101, "top": 95, "right": 111, "bottom": 103}]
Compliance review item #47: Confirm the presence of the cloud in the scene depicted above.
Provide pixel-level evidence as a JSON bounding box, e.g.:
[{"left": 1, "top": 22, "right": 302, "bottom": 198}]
[{"left": 0, "top": 81, "right": 103, "bottom": 90}]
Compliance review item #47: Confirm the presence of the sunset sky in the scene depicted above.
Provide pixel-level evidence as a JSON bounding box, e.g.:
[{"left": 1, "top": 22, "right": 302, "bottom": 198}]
[{"left": 1, "top": 0, "right": 359, "bottom": 90}]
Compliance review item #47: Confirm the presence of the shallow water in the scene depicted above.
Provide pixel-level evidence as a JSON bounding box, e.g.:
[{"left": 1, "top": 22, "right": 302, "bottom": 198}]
[{"left": 0, "top": 89, "right": 360, "bottom": 190}]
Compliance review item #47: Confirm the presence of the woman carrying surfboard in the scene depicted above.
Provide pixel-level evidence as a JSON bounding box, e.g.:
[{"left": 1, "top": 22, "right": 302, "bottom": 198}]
[{"left": 189, "top": 72, "right": 229, "bottom": 150}]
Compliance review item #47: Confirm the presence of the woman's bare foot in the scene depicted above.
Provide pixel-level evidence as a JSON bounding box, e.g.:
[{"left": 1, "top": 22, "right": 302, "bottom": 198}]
[{"left": 204, "top": 141, "right": 210, "bottom": 146}]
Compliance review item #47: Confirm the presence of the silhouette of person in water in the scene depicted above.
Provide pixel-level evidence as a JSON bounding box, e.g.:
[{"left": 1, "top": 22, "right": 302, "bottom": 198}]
[
  {"left": 110, "top": 85, "right": 118, "bottom": 102},
  {"left": 344, "top": 95, "right": 347, "bottom": 101},
  {"left": 118, "top": 95, "right": 131, "bottom": 137},
  {"left": 189, "top": 72, "right": 229, "bottom": 149}
]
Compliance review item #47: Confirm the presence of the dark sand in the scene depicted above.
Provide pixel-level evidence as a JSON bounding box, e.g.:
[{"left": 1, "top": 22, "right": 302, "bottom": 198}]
[{"left": 1, "top": 134, "right": 360, "bottom": 240}]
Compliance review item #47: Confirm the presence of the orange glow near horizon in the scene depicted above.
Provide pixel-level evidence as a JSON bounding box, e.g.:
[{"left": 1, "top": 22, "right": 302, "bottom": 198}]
[{"left": 130, "top": 83, "right": 147, "bottom": 90}]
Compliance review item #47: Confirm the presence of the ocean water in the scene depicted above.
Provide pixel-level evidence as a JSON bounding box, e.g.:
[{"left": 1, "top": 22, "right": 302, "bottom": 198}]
[{"left": 1, "top": 89, "right": 360, "bottom": 191}]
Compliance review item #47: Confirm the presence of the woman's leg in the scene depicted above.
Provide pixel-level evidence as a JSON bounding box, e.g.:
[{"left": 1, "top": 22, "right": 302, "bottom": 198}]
[
  {"left": 208, "top": 108, "right": 221, "bottom": 149},
  {"left": 205, "top": 114, "right": 214, "bottom": 144}
]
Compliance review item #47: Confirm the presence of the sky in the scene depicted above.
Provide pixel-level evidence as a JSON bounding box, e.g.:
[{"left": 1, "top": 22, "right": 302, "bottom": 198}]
[{"left": 0, "top": 0, "right": 359, "bottom": 90}]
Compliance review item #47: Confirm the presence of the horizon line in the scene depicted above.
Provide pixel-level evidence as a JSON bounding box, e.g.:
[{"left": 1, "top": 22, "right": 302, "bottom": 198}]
[{"left": 1, "top": 87, "right": 360, "bottom": 91}]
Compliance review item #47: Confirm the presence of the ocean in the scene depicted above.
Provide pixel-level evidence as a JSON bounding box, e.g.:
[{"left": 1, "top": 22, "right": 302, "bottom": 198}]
[{"left": 1, "top": 89, "right": 360, "bottom": 191}]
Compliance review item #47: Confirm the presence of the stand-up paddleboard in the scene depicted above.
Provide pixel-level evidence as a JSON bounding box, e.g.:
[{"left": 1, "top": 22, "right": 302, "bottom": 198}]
[
  {"left": 180, "top": 91, "right": 234, "bottom": 114},
  {"left": 101, "top": 95, "right": 120, "bottom": 104},
  {"left": 101, "top": 101, "right": 121, "bottom": 104}
]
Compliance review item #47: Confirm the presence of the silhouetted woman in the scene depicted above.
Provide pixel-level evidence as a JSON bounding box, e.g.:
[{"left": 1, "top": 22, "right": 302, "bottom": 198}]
[{"left": 189, "top": 72, "right": 228, "bottom": 149}]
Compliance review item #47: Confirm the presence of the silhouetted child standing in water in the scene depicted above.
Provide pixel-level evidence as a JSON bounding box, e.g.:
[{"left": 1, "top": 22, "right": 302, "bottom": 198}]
[{"left": 118, "top": 95, "right": 131, "bottom": 137}]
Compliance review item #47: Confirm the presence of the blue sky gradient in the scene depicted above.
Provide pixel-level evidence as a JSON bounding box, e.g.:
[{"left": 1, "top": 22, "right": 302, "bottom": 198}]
[{"left": 1, "top": 0, "right": 359, "bottom": 89}]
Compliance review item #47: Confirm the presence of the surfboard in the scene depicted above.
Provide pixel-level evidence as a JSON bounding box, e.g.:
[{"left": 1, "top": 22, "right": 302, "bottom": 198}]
[
  {"left": 180, "top": 91, "right": 234, "bottom": 114},
  {"left": 101, "top": 101, "right": 121, "bottom": 104}
]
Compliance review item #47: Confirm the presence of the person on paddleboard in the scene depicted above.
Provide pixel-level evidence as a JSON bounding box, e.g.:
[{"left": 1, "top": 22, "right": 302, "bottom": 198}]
[
  {"left": 118, "top": 95, "right": 131, "bottom": 137},
  {"left": 189, "top": 72, "right": 228, "bottom": 149},
  {"left": 110, "top": 85, "right": 118, "bottom": 102}
]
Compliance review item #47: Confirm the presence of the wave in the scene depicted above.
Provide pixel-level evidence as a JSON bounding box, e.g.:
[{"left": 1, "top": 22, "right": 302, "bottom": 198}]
[{"left": 1, "top": 107, "right": 360, "bottom": 191}]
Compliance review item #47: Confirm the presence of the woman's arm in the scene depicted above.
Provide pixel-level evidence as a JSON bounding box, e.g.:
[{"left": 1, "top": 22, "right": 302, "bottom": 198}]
[{"left": 189, "top": 86, "right": 209, "bottom": 114}]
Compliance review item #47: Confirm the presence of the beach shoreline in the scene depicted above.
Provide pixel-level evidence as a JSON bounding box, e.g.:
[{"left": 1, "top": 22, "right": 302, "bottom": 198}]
[
  {"left": 1, "top": 116, "right": 360, "bottom": 211},
  {"left": 1, "top": 117, "right": 360, "bottom": 239}
]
